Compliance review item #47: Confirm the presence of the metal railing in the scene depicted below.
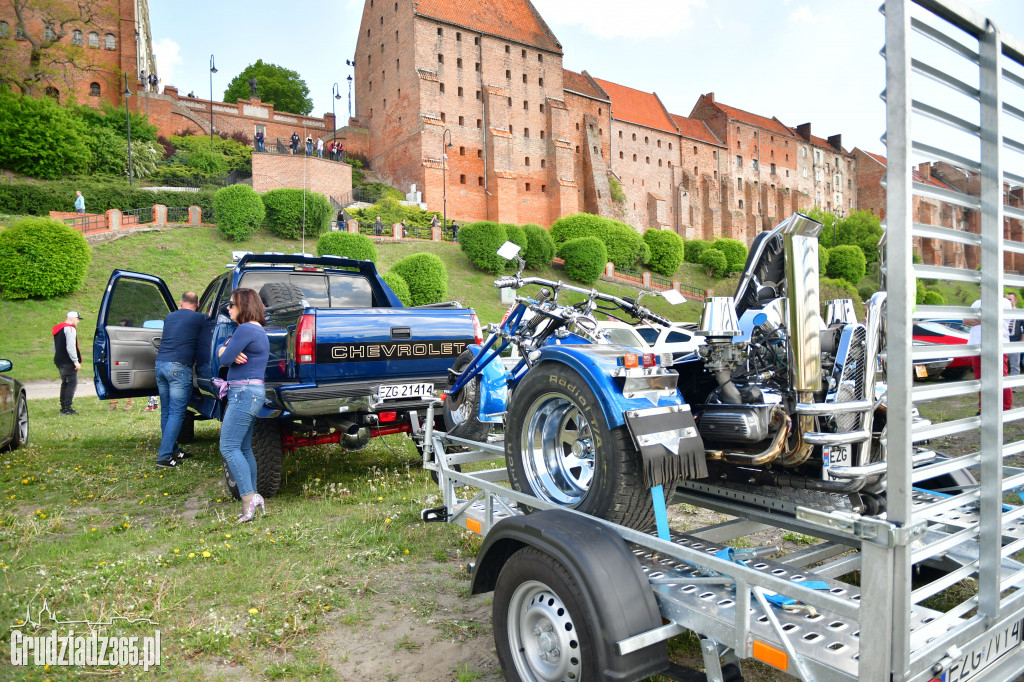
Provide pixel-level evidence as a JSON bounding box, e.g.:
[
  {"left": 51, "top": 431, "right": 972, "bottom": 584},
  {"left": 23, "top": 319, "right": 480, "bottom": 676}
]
[
  {"left": 121, "top": 207, "right": 154, "bottom": 226},
  {"left": 166, "top": 207, "right": 190, "bottom": 223},
  {"left": 63, "top": 213, "right": 107, "bottom": 233},
  {"left": 614, "top": 266, "right": 643, "bottom": 284},
  {"left": 402, "top": 225, "right": 431, "bottom": 240}
]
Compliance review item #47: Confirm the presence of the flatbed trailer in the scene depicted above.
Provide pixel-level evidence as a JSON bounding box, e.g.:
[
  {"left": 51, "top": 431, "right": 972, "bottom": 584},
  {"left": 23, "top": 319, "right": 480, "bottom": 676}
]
[{"left": 418, "top": 0, "right": 1024, "bottom": 679}]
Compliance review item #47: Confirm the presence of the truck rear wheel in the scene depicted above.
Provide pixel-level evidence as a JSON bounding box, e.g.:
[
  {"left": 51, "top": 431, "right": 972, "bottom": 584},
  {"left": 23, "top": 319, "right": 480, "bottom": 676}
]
[
  {"left": 506, "top": 363, "right": 661, "bottom": 530},
  {"left": 493, "top": 547, "right": 598, "bottom": 682},
  {"left": 253, "top": 419, "right": 285, "bottom": 497},
  {"left": 443, "top": 349, "right": 492, "bottom": 441}
]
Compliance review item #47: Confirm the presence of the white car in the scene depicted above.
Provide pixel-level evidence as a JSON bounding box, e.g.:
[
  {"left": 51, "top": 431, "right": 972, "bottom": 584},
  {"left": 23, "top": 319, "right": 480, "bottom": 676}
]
[
  {"left": 635, "top": 323, "right": 704, "bottom": 355},
  {"left": 596, "top": 320, "right": 650, "bottom": 349}
]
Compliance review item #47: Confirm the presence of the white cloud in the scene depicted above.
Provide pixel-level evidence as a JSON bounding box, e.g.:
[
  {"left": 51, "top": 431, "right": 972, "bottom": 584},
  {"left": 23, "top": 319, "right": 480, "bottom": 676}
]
[
  {"left": 152, "top": 38, "right": 182, "bottom": 87},
  {"left": 533, "top": 0, "right": 704, "bottom": 39},
  {"left": 790, "top": 6, "right": 822, "bottom": 24}
]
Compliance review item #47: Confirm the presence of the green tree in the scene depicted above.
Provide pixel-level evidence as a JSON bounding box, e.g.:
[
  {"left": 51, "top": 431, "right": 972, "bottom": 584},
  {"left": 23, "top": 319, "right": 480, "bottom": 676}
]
[
  {"left": 808, "top": 207, "right": 883, "bottom": 264},
  {"left": 0, "top": 0, "right": 113, "bottom": 97},
  {"left": 826, "top": 245, "right": 867, "bottom": 285},
  {"left": 223, "top": 59, "right": 312, "bottom": 115},
  {"left": 0, "top": 89, "right": 90, "bottom": 178}
]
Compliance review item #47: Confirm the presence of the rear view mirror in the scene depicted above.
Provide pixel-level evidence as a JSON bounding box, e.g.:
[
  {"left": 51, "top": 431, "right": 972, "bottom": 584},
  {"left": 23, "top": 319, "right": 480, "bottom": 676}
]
[
  {"left": 497, "top": 241, "right": 521, "bottom": 260},
  {"left": 0, "top": 359, "right": 11, "bottom": 373},
  {"left": 661, "top": 289, "right": 686, "bottom": 306}
]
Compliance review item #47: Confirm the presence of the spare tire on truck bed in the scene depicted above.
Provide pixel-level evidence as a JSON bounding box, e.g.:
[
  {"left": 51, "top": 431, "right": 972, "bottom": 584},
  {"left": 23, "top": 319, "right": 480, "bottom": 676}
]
[{"left": 259, "top": 282, "right": 305, "bottom": 309}]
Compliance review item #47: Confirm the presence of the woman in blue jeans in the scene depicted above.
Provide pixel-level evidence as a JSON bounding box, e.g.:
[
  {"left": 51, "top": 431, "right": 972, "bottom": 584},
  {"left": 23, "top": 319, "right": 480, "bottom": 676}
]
[{"left": 218, "top": 288, "right": 270, "bottom": 522}]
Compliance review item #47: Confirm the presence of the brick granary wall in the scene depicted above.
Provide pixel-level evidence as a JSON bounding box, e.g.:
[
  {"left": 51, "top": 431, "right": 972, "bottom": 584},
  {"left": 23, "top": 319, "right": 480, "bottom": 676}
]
[{"left": 252, "top": 154, "right": 352, "bottom": 201}]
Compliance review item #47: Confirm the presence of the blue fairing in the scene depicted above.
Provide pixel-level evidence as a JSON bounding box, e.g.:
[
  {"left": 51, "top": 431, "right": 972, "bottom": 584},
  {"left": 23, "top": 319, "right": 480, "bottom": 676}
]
[
  {"left": 466, "top": 344, "right": 509, "bottom": 423},
  {"left": 536, "top": 345, "right": 687, "bottom": 429}
]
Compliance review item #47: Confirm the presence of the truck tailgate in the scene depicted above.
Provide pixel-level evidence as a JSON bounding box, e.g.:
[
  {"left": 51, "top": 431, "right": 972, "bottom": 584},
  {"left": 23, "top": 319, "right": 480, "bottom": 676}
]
[{"left": 312, "top": 308, "right": 476, "bottom": 382}]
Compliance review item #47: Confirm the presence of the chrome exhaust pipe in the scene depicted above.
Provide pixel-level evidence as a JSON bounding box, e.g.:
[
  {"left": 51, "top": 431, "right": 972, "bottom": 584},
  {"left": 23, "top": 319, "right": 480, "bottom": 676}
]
[{"left": 339, "top": 421, "right": 370, "bottom": 450}]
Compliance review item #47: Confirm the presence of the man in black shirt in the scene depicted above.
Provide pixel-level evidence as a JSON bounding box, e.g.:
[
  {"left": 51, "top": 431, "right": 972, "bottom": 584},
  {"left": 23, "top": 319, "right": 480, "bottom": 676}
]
[
  {"left": 155, "top": 292, "right": 206, "bottom": 468},
  {"left": 52, "top": 311, "right": 83, "bottom": 415}
]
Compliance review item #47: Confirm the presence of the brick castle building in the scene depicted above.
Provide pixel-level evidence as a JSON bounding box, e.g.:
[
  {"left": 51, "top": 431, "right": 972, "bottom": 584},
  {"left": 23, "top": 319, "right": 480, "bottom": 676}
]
[
  {"left": 0, "top": 0, "right": 155, "bottom": 106},
  {"left": 351, "top": 0, "right": 858, "bottom": 237}
]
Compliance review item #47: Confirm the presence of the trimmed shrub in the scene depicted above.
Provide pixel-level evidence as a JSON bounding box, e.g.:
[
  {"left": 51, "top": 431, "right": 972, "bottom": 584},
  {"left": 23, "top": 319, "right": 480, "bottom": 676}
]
[
  {"left": 459, "top": 221, "right": 510, "bottom": 274},
  {"left": 643, "top": 229, "right": 684, "bottom": 276},
  {"left": 558, "top": 237, "right": 607, "bottom": 284},
  {"left": 699, "top": 248, "right": 729, "bottom": 277},
  {"left": 857, "top": 284, "right": 877, "bottom": 301},
  {"left": 0, "top": 217, "right": 91, "bottom": 299},
  {"left": 390, "top": 253, "right": 448, "bottom": 306},
  {"left": 262, "top": 188, "right": 332, "bottom": 239},
  {"left": 522, "top": 224, "right": 555, "bottom": 268},
  {"left": 684, "top": 239, "right": 710, "bottom": 263},
  {"left": 549, "top": 212, "right": 597, "bottom": 245},
  {"left": 826, "top": 244, "right": 867, "bottom": 285},
  {"left": 549, "top": 213, "right": 647, "bottom": 269},
  {"left": 316, "top": 232, "right": 377, "bottom": 262},
  {"left": 213, "top": 185, "right": 265, "bottom": 241},
  {"left": 505, "top": 224, "right": 528, "bottom": 255},
  {"left": 711, "top": 238, "right": 748, "bottom": 272},
  {"left": 922, "top": 290, "right": 946, "bottom": 305},
  {"left": 819, "top": 245, "right": 830, "bottom": 275},
  {"left": 381, "top": 271, "right": 412, "bottom": 307}
]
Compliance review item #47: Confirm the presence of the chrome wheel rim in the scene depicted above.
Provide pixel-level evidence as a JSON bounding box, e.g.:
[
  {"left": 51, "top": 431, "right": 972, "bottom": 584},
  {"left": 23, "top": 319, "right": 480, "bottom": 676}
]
[
  {"left": 507, "top": 580, "right": 582, "bottom": 682},
  {"left": 16, "top": 398, "right": 28, "bottom": 444},
  {"left": 520, "top": 392, "right": 594, "bottom": 506}
]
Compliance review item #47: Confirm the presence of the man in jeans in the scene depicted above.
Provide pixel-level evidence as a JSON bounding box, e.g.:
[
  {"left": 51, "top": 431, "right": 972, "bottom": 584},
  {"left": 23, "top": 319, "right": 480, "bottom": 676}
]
[
  {"left": 52, "top": 311, "right": 83, "bottom": 415},
  {"left": 155, "top": 291, "right": 205, "bottom": 468}
]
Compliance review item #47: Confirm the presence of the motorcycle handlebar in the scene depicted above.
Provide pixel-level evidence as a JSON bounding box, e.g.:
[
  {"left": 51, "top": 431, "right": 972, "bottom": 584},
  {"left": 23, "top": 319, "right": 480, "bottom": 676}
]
[
  {"left": 492, "top": 274, "right": 674, "bottom": 326},
  {"left": 494, "top": 277, "right": 520, "bottom": 289}
]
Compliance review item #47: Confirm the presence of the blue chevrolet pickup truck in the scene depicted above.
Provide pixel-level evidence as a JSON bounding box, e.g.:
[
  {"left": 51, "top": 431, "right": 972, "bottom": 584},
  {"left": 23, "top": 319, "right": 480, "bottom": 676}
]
[{"left": 93, "top": 253, "right": 481, "bottom": 497}]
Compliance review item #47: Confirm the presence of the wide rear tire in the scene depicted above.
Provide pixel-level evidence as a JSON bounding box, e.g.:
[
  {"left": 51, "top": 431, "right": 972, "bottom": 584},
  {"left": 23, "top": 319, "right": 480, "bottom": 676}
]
[
  {"left": 505, "top": 363, "right": 663, "bottom": 530},
  {"left": 223, "top": 419, "right": 284, "bottom": 500}
]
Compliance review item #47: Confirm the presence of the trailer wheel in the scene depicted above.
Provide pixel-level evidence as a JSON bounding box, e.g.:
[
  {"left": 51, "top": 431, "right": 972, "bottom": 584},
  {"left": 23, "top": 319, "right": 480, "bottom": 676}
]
[
  {"left": 253, "top": 419, "right": 285, "bottom": 497},
  {"left": 506, "top": 363, "right": 661, "bottom": 530},
  {"left": 443, "top": 349, "right": 492, "bottom": 441},
  {"left": 494, "top": 547, "right": 598, "bottom": 682}
]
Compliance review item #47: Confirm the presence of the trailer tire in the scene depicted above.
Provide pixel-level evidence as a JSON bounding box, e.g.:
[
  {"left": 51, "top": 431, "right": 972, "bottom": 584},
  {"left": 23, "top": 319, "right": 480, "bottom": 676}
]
[
  {"left": 253, "top": 419, "right": 285, "bottom": 497},
  {"left": 493, "top": 547, "right": 599, "bottom": 682},
  {"left": 506, "top": 362, "right": 660, "bottom": 530},
  {"left": 443, "top": 349, "right": 492, "bottom": 441}
]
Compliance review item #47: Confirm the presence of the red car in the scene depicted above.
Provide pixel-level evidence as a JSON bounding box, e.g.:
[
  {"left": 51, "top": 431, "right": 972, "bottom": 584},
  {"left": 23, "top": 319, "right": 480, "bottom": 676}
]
[{"left": 912, "top": 319, "right": 972, "bottom": 379}]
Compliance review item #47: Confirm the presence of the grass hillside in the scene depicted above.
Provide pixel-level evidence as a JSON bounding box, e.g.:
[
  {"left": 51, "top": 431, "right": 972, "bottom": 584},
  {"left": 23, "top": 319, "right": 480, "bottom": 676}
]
[{"left": 0, "top": 226, "right": 713, "bottom": 381}]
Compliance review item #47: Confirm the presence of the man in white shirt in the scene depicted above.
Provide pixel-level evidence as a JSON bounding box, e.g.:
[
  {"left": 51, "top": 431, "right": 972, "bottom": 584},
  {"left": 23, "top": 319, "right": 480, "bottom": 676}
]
[
  {"left": 964, "top": 295, "right": 1012, "bottom": 411},
  {"left": 52, "top": 311, "right": 83, "bottom": 415}
]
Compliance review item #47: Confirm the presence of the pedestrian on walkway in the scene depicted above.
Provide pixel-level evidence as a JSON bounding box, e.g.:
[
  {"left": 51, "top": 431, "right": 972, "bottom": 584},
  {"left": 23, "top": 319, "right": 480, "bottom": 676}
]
[
  {"left": 328, "top": 141, "right": 335, "bottom": 161},
  {"left": 451, "top": 220, "right": 460, "bottom": 242},
  {"left": 1008, "top": 292, "right": 1021, "bottom": 377},
  {"left": 965, "top": 294, "right": 1013, "bottom": 411},
  {"left": 373, "top": 215, "right": 383, "bottom": 236},
  {"left": 74, "top": 190, "right": 85, "bottom": 214},
  {"left": 290, "top": 132, "right": 299, "bottom": 155},
  {"left": 52, "top": 311, "right": 83, "bottom": 415},
  {"left": 305, "top": 136, "right": 313, "bottom": 156},
  {"left": 255, "top": 130, "right": 265, "bottom": 153},
  {"left": 316, "top": 137, "right": 324, "bottom": 158}
]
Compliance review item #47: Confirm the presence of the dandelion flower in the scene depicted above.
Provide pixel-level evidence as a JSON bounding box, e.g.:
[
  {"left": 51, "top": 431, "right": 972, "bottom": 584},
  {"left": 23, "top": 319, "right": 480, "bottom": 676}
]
[
  {"left": 173, "top": 549, "right": 179, "bottom": 554},
  {"left": 202, "top": 551, "right": 211, "bottom": 558},
  {"left": 188, "top": 553, "right": 195, "bottom": 558},
  {"left": 404, "top": 549, "right": 410, "bottom": 554},
  {"left": 385, "top": 518, "right": 391, "bottom": 524},
  {"left": 248, "top": 608, "right": 258, "bottom": 615},
  {"left": 224, "top": 534, "right": 232, "bottom": 539}
]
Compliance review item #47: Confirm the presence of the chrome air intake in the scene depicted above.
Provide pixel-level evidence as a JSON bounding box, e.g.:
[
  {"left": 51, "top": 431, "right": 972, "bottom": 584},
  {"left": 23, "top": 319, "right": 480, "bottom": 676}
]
[
  {"left": 781, "top": 213, "right": 823, "bottom": 395},
  {"left": 825, "top": 299, "right": 858, "bottom": 326}
]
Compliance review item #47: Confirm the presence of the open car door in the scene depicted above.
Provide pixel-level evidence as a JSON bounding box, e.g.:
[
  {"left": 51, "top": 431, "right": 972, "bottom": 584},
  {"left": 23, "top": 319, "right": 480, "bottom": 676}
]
[{"left": 93, "top": 271, "right": 176, "bottom": 399}]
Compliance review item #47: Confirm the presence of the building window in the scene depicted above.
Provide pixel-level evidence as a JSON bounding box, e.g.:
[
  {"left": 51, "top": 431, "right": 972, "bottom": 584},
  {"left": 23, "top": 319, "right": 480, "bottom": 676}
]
[
  {"left": 524, "top": 128, "right": 529, "bottom": 137},
  {"left": 437, "top": 27, "right": 443, "bottom": 36},
  {"left": 522, "top": 48, "right": 527, "bottom": 58},
  {"left": 525, "top": 183, "right": 531, "bottom": 191},
  {"left": 508, "top": 124, "right": 512, "bottom": 133},
  {"left": 478, "top": 177, "right": 484, "bottom": 186},
  {"left": 599, "top": 107, "right": 602, "bottom": 115},
  {"left": 475, "top": 90, "right": 480, "bottom": 100},
  {"left": 739, "top": 199, "right": 744, "bottom": 209},
  {"left": 458, "top": 115, "right": 464, "bottom": 125},
  {"left": 522, "top": 73, "right": 527, "bottom": 83},
  {"left": 576, "top": 146, "right": 580, "bottom": 153},
  {"left": 713, "top": 170, "right": 718, "bottom": 179},
  {"left": 88, "top": 31, "right": 98, "bottom": 47},
  {"left": 475, "top": 62, "right": 480, "bottom": 72},
  {"left": 71, "top": 28, "right": 82, "bottom": 44},
  {"left": 631, "top": 133, "right": 636, "bottom": 141},
  {"left": 524, "top": 157, "right": 530, "bottom": 166},
  {"left": 848, "top": 179, "right": 852, "bottom": 189},
  {"left": 737, "top": 178, "right": 743, "bottom": 191},
  {"left": 633, "top": 154, "right": 637, "bottom": 162},
  {"left": 736, "top": 155, "right": 742, "bottom": 169},
  {"left": 693, "top": 165, "right": 697, "bottom": 175},
  {"left": 396, "top": 30, "right": 398, "bottom": 40},
  {"left": 538, "top": 77, "right": 543, "bottom": 86},
  {"left": 619, "top": 151, "right": 623, "bottom": 159},
  {"left": 693, "top": 146, "right": 698, "bottom": 154},
  {"left": 658, "top": 159, "right": 663, "bottom": 167},
  {"left": 477, "top": 149, "right": 482, "bottom": 159},
  {"left": 657, "top": 139, "right": 662, "bottom": 148},
  {"left": 644, "top": 136, "right": 649, "bottom": 144},
  {"left": 771, "top": 163, "right": 776, "bottom": 175},
  {"left": 505, "top": 44, "right": 510, "bottom": 53},
  {"left": 457, "top": 58, "right": 462, "bottom": 68},
  {"left": 456, "top": 31, "right": 461, "bottom": 41},
  {"left": 539, "top": 130, "right": 545, "bottom": 139},
  {"left": 618, "top": 131, "right": 622, "bottom": 138},
  {"left": 645, "top": 156, "right": 650, "bottom": 164},
  {"left": 440, "top": 112, "right": 445, "bottom": 122},
  {"left": 752, "top": 159, "right": 759, "bottom": 171},
  {"left": 396, "top": 58, "right": 399, "bottom": 68},
  {"left": 368, "top": 54, "right": 372, "bottom": 65},
  {"left": 785, "top": 153, "right": 789, "bottom": 161},
  {"left": 44, "top": 25, "right": 55, "bottom": 41},
  {"left": 439, "top": 83, "right": 444, "bottom": 93},
  {"left": 474, "top": 36, "right": 480, "bottom": 45},
  {"left": 523, "top": 100, "right": 528, "bottom": 110},
  {"left": 438, "top": 53, "right": 443, "bottom": 63},
  {"left": 506, "top": 69, "right": 511, "bottom": 79},
  {"left": 15, "top": 23, "right": 24, "bottom": 38},
  {"left": 460, "top": 174, "right": 466, "bottom": 184},
  {"left": 541, "top": 184, "right": 546, "bottom": 192},
  {"left": 540, "top": 159, "right": 545, "bottom": 168},
  {"left": 458, "top": 86, "right": 463, "bottom": 97},
  {"left": 539, "top": 103, "right": 544, "bottom": 113},
  {"left": 477, "top": 119, "right": 482, "bottom": 128},
  {"left": 89, "top": 82, "right": 101, "bottom": 96},
  {"left": 44, "top": 86, "right": 59, "bottom": 100}
]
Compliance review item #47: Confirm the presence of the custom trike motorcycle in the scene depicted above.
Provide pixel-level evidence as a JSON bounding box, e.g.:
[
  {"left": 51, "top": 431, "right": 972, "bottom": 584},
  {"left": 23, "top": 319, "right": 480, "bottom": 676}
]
[{"left": 439, "top": 214, "right": 891, "bottom": 530}]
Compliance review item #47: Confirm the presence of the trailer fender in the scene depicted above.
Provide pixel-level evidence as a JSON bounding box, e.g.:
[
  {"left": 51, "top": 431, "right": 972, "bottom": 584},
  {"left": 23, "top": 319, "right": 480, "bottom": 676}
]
[
  {"left": 471, "top": 509, "right": 668, "bottom": 680},
  {"left": 466, "top": 343, "right": 509, "bottom": 423}
]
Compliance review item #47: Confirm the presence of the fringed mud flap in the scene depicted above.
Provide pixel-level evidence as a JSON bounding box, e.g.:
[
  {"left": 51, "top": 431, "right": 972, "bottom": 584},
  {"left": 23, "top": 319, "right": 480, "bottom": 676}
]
[{"left": 624, "top": 405, "right": 708, "bottom": 488}]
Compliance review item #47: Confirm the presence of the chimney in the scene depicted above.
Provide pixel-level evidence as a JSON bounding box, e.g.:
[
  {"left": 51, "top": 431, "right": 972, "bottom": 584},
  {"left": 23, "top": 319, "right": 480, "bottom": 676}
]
[
  {"left": 796, "top": 123, "right": 811, "bottom": 141},
  {"left": 828, "top": 134, "right": 842, "bottom": 152},
  {"left": 918, "top": 163, "right": 931, "bottom": 182},
  {"left": 706, "top": 92, "right": 714, "bottom": 103}
]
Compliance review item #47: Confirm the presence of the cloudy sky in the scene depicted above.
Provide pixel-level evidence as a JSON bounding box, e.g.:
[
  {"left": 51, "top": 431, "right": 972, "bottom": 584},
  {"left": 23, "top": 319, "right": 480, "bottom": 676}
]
[{"left": 150, "top": 0, "right": 1024, "bottom": 160}]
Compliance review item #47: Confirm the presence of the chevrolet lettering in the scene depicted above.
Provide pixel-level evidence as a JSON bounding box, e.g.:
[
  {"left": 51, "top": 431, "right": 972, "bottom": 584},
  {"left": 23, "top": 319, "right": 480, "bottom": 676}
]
[{"left": 320, "top": 340, "right": 471, "bottom": 363}]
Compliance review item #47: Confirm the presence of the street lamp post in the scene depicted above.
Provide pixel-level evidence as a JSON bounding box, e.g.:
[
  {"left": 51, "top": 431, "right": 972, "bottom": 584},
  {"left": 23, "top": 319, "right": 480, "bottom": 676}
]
[
  {"left": 123, "top": 74, "right": 133, "bottom": 188},
  {"left": 209, "top": 54, "right": 217, "bottom": 150},
  {"left": 442, "top": 129, "right": 453, "bottom": 232},
  {"left": 332, "top": 82, "right": 341, "bottom": 137},
  {"left": 345, "top": 58, "right": 355, "bottom": 119}
]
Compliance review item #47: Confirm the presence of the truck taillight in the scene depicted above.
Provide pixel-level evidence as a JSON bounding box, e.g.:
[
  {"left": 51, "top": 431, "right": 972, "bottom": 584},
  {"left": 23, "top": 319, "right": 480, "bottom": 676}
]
[
  {"left": 296, "top": 313, "right": 315, "bottom": 363},
  {"left": 471, "top": 312, "right": 483, "bottom": 345}
]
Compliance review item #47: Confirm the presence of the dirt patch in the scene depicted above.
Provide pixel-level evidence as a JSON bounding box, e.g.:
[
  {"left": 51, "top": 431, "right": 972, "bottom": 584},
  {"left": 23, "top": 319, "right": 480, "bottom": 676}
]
[{"left": 319, "top": 563, "right": 502, "bottom": 681}]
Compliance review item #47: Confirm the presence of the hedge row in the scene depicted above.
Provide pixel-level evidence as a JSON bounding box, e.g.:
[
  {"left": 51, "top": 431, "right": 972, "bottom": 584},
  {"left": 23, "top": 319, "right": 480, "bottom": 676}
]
[
  {"left": 0, "top": 179, "right": 216, "bottom": 219},
  {"left": 683, "top": 237, "right": 748, "bottom": 272}
]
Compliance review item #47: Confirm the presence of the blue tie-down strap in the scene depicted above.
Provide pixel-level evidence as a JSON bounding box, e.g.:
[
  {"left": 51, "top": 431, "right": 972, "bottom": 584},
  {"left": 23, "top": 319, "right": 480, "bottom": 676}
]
[{"left": 712, "top": 548, "right": 830, "bottom": 610}]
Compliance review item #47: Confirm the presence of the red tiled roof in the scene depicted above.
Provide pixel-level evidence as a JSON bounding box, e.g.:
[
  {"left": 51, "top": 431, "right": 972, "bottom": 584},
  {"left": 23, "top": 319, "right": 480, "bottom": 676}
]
[
  {"left": 861, "top": 151, "right": 960, "bottom": 192},
  {"left": 562, "top": 69, "right": 607, "bottom": 100},
  {"left": 670, "top": 114, "right": 725, "bottom": 147},
  {"left": 593, "top": 78, "right": 676, "bottom": 134},
  {"left": 715, "top": 101, "right": 794, "bottom": 137},
  {"left": 414, "top": 0, "right": 560, "bottom": 53}
]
